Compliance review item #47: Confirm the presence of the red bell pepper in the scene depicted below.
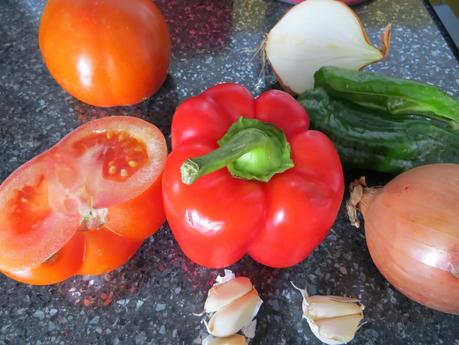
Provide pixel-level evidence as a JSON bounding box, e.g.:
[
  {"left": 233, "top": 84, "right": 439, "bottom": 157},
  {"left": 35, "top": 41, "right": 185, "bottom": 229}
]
[{"left": 163, "top": 83, "right": 344, "bottom": 268}]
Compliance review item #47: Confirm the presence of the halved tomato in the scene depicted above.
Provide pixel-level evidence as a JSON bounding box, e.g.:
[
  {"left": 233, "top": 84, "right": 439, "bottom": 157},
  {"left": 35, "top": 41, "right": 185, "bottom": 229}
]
[{"left": 0, "top": 116, "right": 167, "bottom": 285}]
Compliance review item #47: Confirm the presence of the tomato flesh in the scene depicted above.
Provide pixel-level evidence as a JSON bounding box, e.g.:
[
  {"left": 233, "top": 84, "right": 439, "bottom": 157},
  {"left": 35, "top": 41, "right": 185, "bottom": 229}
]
[
  {"left": 3, "top": 232, "right": 85, "bottom": 285},
  {"left": 72, "top": 130, "right": 148, "bottom": 182},
  {"left": 0, "top": 158, "right": 80, "bottom": 273},
  {"left": 53, "top": 117, "right": 167, "bottom": 209},
  {"left": 0, "top": 116, "right": 167, "bottom": 284},
  {"left": 10, "top": 177, "right": 50, "bottom": 235}
]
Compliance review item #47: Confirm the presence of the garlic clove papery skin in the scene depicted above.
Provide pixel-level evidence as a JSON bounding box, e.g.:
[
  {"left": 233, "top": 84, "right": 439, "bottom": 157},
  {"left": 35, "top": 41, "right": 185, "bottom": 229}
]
[
  {"left": 304, "top": 296, "right": 364, "bottom": 320},
  {"left": 205, "top": 277, "right": 254, "bottom": 313},
  {"left": 202, "top": 335, "right": 248, "bottom": 345},
  {"left": 208, "top": 288, "right": 262, "bottom": 337},
  {"left": 265, "top": 0, "right": 391, "bottom": 94}
]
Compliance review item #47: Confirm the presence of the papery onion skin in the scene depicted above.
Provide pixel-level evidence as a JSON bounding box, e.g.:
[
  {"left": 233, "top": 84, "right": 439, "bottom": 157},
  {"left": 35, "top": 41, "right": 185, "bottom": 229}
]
[{"left": 350, "top": 164, "right": 459, "bottom": 314}]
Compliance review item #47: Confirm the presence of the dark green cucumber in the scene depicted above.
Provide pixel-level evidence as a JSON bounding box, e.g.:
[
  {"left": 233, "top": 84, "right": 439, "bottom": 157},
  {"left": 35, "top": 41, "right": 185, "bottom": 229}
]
[
  {"left": 314, "top": 66, "right": 459, "bottom": 125},
  {"left": 298, "top": 88, "right": 459, "bottom": 174}
]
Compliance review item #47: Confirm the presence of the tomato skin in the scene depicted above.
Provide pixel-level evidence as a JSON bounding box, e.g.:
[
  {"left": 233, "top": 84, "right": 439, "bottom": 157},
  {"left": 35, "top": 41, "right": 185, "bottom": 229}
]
[
  {"left": 163, "top": 84, "right": 344, "bottom": 268},
  {"left": 77, "top": 228, "right": 142, "bottom": 276},
  {"left": 0, "top": 116, "right": 167, "bottom": 285},
  {"left": 39, "top": 0, "right": 171, "bottom": 107},
  {"left": 2, "top": 232, "right": 85, "bottom": 285},
  {"left": 106, "top": 174, "right": 165, "bottom": 242}
]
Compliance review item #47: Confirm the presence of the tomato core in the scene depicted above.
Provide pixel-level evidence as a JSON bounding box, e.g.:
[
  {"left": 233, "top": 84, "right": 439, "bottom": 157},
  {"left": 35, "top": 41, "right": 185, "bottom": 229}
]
[{"left": 79, "top": 207, "right": 108, "bottom": 231}]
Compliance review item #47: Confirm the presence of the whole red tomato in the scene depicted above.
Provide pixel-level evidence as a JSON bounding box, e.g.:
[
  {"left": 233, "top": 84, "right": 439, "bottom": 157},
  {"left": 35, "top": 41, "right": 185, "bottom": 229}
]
[
  {"left": 39, "top": 0, "right": 171, "bottom": 107},
  {"left": 0, "top": 117, "right": 167, "bottom": 285}
]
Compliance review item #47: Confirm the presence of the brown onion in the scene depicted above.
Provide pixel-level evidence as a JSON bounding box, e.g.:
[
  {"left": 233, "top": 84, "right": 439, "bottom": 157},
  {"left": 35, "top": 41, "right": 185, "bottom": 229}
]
[{"left": 347, "top": 164, "right": 459, "bottom": 314}]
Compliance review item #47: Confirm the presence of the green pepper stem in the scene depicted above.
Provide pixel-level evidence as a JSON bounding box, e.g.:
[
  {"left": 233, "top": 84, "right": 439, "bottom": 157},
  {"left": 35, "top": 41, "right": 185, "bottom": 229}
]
[
  {"left": 181, "top": 128, "right": 270, "bottom": 185},
  {"left": 181, "top": 117, "right": 294, "bottom": 184}
]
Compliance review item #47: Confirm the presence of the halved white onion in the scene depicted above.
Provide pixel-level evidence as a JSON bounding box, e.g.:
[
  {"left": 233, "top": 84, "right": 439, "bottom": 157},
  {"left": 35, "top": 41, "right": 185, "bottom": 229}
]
[{"left": 265, "top": 0, "right": 391, "bottom": 94}]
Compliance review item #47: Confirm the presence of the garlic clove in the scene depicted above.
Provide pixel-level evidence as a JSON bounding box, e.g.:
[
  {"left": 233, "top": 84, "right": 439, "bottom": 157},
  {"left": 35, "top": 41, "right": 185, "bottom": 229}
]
[
  {"left": 304, "top": 296, "right": 364, "bottom": 320},
  {"left": 293, "top": 283, "right": 364, "bottom": 345},
  {"left": 202, "top": 335, "right": 248, "bottom": 345},
  {"left": 205, "top": 277, "right": 254, "bottom": 313},
  {"left": 208, "top": 288, "right": 262, "bottom": 337},
  {"left": 241, "top": 319, "right": 257, "bottom": 339},
  {"left": 311, "top": 314, "right": 364, "bottom": 345}
]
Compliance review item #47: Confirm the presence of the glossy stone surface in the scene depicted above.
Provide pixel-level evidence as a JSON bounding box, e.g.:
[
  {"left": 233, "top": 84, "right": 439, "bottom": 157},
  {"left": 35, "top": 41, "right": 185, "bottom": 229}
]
[{"left": 0, "top": 0, "right": 458, "bottom": 344}]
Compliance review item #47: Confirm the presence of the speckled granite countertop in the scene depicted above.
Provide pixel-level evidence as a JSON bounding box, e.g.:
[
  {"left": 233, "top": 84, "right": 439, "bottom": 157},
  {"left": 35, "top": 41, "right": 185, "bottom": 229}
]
[{"left": 0, "top": 0, "right": 458, "bottom": 344}]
